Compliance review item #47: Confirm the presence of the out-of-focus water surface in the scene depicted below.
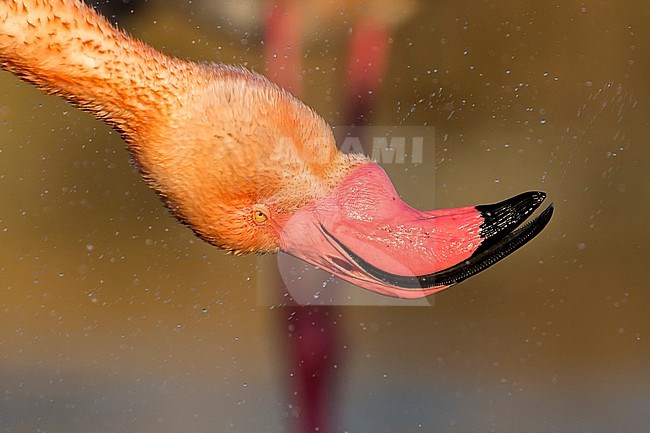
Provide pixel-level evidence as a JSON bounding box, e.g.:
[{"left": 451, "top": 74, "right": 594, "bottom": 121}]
[{"left": 0, "top": 1, "right": 648, "bottom": 432}]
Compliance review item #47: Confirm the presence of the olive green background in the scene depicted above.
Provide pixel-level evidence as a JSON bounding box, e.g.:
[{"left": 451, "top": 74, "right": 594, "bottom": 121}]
[{"left": 0, "top": 1, "right": 647, "bottom": 431}]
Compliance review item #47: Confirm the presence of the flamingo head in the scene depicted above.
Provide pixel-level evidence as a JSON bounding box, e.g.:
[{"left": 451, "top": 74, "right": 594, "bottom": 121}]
[
  {"left": 179, "top": 148, "right": 552, "bottom": 299},
  {"left": 147, "top": 68, "right": 552, "bottom": 298}
]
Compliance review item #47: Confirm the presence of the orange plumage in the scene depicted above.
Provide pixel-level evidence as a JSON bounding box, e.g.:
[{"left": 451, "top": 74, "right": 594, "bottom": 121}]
[{"left": 0, "top": 0, "right": 552, "bottom": 298}]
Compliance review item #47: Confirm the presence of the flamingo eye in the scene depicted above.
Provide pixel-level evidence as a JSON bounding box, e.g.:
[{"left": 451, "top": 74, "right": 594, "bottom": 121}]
[{"left": 252, "top": 205, "right": 269, "bottom": 225}]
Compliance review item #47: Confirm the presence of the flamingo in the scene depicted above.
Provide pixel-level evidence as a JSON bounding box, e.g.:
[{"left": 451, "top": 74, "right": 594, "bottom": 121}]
[{"left": 0, "top": 0, "right": 553, "bottom": 299}]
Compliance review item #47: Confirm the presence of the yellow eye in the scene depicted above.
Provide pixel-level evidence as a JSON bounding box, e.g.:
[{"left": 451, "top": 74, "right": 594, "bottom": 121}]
[{"left": 252, "top": 205, "right": 269, "bottom": 225}]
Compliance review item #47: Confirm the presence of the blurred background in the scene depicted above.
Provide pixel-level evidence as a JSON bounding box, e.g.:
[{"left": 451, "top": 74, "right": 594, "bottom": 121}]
[{"left": 0, "top": 0, "right": 648, "bottom": 432}]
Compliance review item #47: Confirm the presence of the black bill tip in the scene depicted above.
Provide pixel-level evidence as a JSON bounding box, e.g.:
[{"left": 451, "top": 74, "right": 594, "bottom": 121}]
[
  {"left": 410, "top": 200, "right": 554, "bottom": 288},
  {"left": 475, "top": 191, "right": 546, "bottom": 256}
]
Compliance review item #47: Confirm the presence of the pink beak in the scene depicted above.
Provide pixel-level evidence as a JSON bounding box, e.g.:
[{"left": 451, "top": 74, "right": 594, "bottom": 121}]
[{"left": 280, "top": 163, "right": 553, "bottom": 298}]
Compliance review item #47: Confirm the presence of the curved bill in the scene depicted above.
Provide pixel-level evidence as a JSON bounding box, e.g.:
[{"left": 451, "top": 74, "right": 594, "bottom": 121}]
[{"left": 281, "top": 163, "right": 554, "bottom": 299}]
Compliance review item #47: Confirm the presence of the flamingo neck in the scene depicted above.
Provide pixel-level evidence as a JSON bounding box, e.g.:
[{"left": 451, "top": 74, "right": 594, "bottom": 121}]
[{"left": 0, "top": 0, "right": 188, "bottom": 140}]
